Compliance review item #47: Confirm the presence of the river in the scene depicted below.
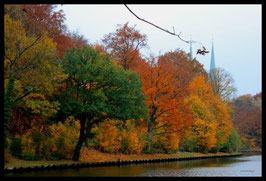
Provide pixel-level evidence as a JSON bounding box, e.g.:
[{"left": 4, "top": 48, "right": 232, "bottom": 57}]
[{"left": 6, "top": 153, "right": 261, "bottom": 177}]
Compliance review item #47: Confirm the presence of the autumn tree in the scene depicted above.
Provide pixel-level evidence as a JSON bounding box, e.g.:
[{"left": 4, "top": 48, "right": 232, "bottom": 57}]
[
  {"left": 4, "top": 4, "right": 88, "bottom": 59},
  {"left": 102, "top": 22, "right": 148, "bottom": 70},
  {"left": 158, "top": 49, "right": 208, "bottom": 87},
  {"left": 232, "top": 94, "right": 262, "bottom": 148},
  {"left": 4, "top": 4, "right": 66, "bottom": 37},
  {"left": 55, "top": 46, "right": 148, "bottom": 161},
  {"left": 183, "top": 75, "right": 232, "bottom": 153},
  {"left": 4, "top": 14, "right": 64, "bottom": 137},
  {"left": 53, "top": 31, "right": 89, "bottom": 59},
  {"left": 209, "top": 67, "right": 236, "bottom": 101},
  {"left": 133, "top": 53, "right": 196, "bottom": 153}
]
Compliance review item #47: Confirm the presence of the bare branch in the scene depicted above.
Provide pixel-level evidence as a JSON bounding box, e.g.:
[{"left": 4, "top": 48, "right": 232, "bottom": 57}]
[
  {"left": 124, "top": 4, "right": 199, "bottom": 45},
  {"left": 124, "top": 5, "right": 209, "bottom": 55},
  {"left": 13, "top": 88, "right": 34, "bottom": 103},
  {"left": 4, "top": 54, "right": 14, "bottom": 66}
]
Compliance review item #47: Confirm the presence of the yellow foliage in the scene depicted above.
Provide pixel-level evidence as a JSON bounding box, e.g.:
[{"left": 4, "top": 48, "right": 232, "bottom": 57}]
[
  {"left": 184, "top": 75, "right": 233, "bottom": 152},
  {"left": 92, "top": 119, "right": 146, "bottom": 154},
  {"left": 19, "top": 116, "right": 80, "bottom": 160},
  {"left": 94, "top": 119, "right": 122, "bottom": 153},
  {"left": 160, "top": 133, "right": 180, "bottom": 151},
  {"left": 46, "top": 116, "right": 80, "bottom": 159},
  {"left": 21, "top": 132, "right": 35, "bottom": 154}
]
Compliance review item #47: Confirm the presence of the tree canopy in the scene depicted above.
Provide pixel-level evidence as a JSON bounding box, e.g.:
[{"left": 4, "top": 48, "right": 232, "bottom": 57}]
[{"left": 55, "top": 46, "right": 148, "bottom": 160}]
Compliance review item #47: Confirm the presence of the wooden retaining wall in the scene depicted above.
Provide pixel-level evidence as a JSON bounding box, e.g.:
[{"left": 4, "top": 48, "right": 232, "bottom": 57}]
[
  {"left": 239, "top": 150, "right": 261, "bottom": 153},
  {"left": 4, "top": 153, "right": 243, "bottom": 173}
]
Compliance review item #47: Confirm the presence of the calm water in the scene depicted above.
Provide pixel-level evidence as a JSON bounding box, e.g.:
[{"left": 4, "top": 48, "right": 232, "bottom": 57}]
[{"left": 6, "top": 154, "right": 262, "bottom": 177}]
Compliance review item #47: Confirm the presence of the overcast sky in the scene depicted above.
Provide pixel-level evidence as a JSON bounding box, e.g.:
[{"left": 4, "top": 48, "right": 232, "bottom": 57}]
[{"left": 56, "top": 4, "right": 261, "bottom": 97}]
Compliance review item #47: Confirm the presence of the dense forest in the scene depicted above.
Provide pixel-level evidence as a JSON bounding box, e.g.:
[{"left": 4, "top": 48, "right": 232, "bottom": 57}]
[{"left": 4, "top": 5, "right": 261, "bottom": 162}]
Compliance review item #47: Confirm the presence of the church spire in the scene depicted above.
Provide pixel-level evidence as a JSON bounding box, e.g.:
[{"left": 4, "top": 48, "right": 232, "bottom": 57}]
[
  {"left": 210, "top": 41, "right": 215, "bottom": 70},
  {"left": 210, "top": 40, "right": 216, "bottom": 81},
  {"left": 189, "top": 35, "right": 193, "bottom": 60}
]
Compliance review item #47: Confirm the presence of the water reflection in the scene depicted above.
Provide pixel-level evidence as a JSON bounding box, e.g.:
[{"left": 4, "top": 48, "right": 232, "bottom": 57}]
[{"left": 6, "top": 154, "right": 261, "bottom": 177}]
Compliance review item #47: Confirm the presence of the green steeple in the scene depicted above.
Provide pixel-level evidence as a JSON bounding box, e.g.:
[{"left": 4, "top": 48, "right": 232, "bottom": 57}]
[
  {"left": 210, "top": 41, "right": 215, "bottom": 70},
  {"left": 210, "top": 41, "right": 216, "bottom": 81}
]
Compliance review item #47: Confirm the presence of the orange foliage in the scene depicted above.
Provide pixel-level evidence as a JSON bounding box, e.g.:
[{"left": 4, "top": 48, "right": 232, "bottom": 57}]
[
  {"left": 159, "top": 133, "right": 180, "bottom": 152},
  {"left": 102, "top": 22, "right": 147, "bottom": 70},
  {"left": 133, "top": 54, "right": 194, "bottom": 151},
  {"left": 92, "top": 119, "right": 146, "bottom": 154},
  {"left": 120, "top": 120, "right": 147, "bottom": 154}
]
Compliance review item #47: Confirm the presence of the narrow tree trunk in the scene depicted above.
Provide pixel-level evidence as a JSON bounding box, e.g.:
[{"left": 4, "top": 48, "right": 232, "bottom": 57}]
[
  {"left": 85, "top": 138, "right": 90, "bottom": 148},
  {"left": 4, "top": 79, "right": 15, "bottom": 130},
  {"left": 72, "top": 117, "right": 86, "bottom": 161},
  {"left": 147, "top": 105, "right": 157, "bottom": 153},
  {"left": 147, "top": 118, "right": 153, "bottom": 153},
  {"left": 84, "top": 121, "right": 93, "bottom": 148}
]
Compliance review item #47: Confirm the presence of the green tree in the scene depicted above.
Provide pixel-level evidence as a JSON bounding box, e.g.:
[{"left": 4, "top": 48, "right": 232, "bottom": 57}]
[
  {"left": 56, "top": 46, "right": 148, "bottom": 161},
  {"left": 221, "top": 127, "right": 242, "bottom": 153}
]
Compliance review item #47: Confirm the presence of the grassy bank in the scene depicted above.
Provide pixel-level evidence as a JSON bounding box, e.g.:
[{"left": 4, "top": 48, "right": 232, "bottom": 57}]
[{"left": 4, "top": 147, "right": 241, "bottom": 169}]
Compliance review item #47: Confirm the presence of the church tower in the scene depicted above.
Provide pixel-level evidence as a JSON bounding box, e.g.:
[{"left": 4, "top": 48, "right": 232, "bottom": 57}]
[
  {"left": 189, "top": 40, "right": 193, "bottom": 60},
  {"left": 210, "top": 41, "right": 216, "bottom": 81}
]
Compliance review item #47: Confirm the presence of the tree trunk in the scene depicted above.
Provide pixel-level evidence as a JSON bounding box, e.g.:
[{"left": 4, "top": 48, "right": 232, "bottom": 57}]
[
  {"left": 147, "top": 118, "right": 153, "bottom": 153},
  {"left": 147, "top": 105, "right": 157, "bottom": 153},
  {"left": 72, "top": 117, "right": 86, "bottom": 161},
  {"left": 85, "top": 137, "right": 90, "bottom": 148},
  {"left": 4, "top": 79, "right": 15, "bottom": 129},
  {"left": 84, "top": 121, "right": 93, "bottom": 148}
]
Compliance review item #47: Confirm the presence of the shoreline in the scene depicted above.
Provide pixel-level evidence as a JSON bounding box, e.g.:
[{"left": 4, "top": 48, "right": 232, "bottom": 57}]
[{"left": 4, "top": 149, "right": 243, "bottom": 173}]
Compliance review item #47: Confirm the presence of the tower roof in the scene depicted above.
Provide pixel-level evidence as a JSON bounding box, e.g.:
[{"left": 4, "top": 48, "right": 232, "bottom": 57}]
[
  {"left": 210, "top": 41, "right": 215, "bottom": 70},
  {"left": 210, "top": 41, "right": 216, "bottom": 81}
]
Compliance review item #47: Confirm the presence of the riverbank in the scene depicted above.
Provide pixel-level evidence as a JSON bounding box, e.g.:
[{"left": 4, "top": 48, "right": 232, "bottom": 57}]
[{"left": 4, "top": 147, "right": 241, "bottom": 169}]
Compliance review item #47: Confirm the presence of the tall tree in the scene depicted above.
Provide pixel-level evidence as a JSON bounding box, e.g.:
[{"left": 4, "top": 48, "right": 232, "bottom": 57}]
[
  {"left": 102, "top": 22, "right": 147, "bottom": 70},
  {"left": 184, "top": 75, "right": 232, "bottom": 153},
  {"left": 133, "top": 51, "right": 201, "bottom": 153},
  {"left": 4, "top": 14, "right": 64, "bottom": 134},
  {"left": 209, "top": 67, "right": 236, "bottom": 101},
  {"left": 55, "top": 46, "right": 148, "bottom": 161}
]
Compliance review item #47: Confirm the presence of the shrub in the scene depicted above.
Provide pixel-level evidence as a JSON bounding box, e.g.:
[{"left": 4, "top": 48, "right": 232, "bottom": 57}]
[
  {"left": 4, "top": 149, "right": 12, "bottom": 163},
  {"left": 92, "top": 119, "right": 122, "bottom": 153},
  {"left": 32, "top": 131, "right": 43, "bottom": 156},
  {"left": 91, "top": 119, "right": 146, "bottom": 154},
  {"left": 151, "top": 134, "right": 180, "bottom": 154},
  {"left": 119, "top": 120, "right": 146, "bottom": 154},
  {"left": 48, "top": 116, "right": 80, "bottom": 159},
  {"left": 22, "top": 150, "right": 36, "bottom": 161},
  {"left": 10, "top": 136, "right": 23, "bottom": 158},
  {"left": 18, "top": 116, "right": 80, "bottom": 160},
  {"left": 179, "top": 137, "right": 197, "bottom": 152},
  {"left": 221, "top": 127, "right": 242, "bottom": 153}
]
